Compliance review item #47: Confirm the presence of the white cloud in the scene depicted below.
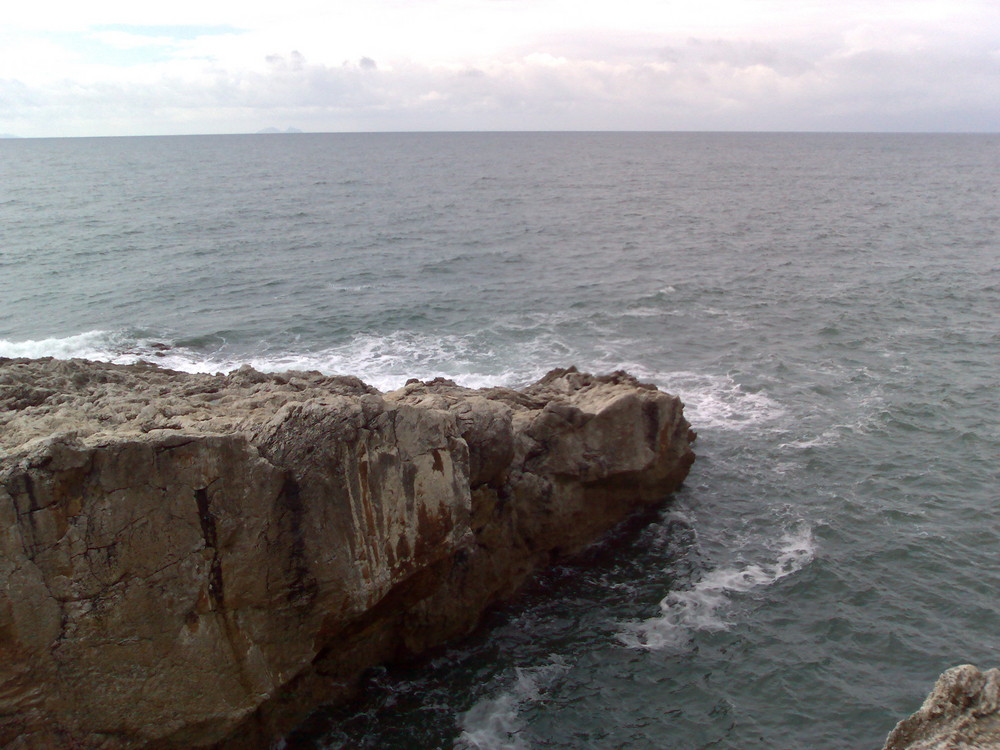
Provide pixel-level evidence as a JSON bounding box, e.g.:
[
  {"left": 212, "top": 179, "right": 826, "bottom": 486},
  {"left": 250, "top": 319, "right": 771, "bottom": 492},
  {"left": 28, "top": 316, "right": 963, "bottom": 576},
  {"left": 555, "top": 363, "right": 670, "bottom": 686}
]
[{"left": 1, "top": 0, "right": 998, "bottom": 135}]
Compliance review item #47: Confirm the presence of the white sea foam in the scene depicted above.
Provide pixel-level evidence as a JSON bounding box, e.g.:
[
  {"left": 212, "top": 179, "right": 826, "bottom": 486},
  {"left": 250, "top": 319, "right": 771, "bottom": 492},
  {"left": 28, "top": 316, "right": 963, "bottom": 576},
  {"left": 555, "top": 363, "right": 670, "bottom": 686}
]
[
  {"left": 606, "top": 365, "right": 787, "bottom": 431},
  {"left": 620, "top": 306, "right": 666, "bottom": 318},
  {"left": 619, "top": 526, "right": 815, "bottom": 650},
  {"left": 779, "top": 433, "right": 837, "bottom": 450},
  {"left": 0, "top": 330, "right": 546, "bottom": 392},
  {"left": 455, "top": 658, "right": 568, "bottom": 750},
  {"left": 1, "top": 331, "right": 784, "bottom": 431},
  {"left": 0, "top": 330, "right": 125, "bottom": 362},
  {"left": 777, "top": 383, "right": 885, "bottom": 451},
  {"left": 205, "top": 331, "right": 547, "bottom": 392},
  {"left": 0, "top": 330, "right": 235, "bottom": 374}
]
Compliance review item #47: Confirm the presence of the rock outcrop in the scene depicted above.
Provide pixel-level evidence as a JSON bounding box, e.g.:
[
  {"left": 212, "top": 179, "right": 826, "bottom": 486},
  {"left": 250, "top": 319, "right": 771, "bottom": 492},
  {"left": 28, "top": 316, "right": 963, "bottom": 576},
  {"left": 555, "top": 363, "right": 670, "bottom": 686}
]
[
  {"left": 0, "top": 359, "right": 695, "bottom": 749},
  {"left": 882, "top": 665, "right": 1000, "bottom": 750}
]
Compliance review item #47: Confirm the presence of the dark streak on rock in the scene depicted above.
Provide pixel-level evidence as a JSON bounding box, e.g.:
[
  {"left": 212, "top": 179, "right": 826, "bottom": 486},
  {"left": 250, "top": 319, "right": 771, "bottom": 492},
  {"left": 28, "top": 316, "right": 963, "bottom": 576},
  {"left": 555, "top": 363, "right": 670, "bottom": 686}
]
[
  {"left": 22, "top": 473, "right": 39, "bottom": 513},
  {"left": 9, "top": 472, "right": 42, "bottom": 560},
  {"left": 642, "top": 399, "right": 661, "bottom": 450},
  {"left": 402, "top": 463, "right": 417, "bottom": 511},
  {"left": 279, "top": 476, "right": 317, "bottom": 610}
]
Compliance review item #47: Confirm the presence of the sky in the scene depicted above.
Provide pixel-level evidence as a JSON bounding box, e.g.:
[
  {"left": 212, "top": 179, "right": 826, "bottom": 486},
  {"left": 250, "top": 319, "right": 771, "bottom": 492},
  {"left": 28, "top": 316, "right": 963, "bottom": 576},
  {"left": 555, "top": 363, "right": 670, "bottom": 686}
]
[{"left": 1, "top": 0, "right": 999, "bottom": 137}]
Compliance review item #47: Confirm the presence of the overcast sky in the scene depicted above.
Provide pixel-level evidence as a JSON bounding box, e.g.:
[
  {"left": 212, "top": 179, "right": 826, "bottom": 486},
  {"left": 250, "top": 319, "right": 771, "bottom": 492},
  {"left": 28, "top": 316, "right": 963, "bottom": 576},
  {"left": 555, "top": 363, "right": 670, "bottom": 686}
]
[{"left": 2, "top": 0, "right": 999, "bottom": 137}]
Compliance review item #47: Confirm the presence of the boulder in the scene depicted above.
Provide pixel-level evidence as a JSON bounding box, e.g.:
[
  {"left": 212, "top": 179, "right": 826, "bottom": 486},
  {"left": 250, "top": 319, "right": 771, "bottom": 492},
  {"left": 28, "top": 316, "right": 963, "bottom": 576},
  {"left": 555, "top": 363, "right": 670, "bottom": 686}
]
[
  {"left": 0, "top": 359, "right": 695, "bottom": 749},
  {"left": 882, "top": 665, "right": 1000, "bottom": 750}
]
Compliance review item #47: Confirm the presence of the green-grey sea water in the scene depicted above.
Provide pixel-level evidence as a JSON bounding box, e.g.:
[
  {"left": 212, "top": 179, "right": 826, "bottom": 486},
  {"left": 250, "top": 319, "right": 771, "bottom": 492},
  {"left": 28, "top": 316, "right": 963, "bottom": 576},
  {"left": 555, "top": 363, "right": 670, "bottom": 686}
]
[{"left": 1, "top": 132, "right": 997, "bottom": 749}]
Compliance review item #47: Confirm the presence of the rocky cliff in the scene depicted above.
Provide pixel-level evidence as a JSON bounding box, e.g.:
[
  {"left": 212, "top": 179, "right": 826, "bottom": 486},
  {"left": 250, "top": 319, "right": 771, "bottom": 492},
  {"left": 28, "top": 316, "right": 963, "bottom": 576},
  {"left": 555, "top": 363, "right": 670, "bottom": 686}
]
[
  {"left": 882, "top": 665, "right": 1000, "bottom": 750},
  {"left": 0, "top": 358, "right": 695, "bottom": 749}
]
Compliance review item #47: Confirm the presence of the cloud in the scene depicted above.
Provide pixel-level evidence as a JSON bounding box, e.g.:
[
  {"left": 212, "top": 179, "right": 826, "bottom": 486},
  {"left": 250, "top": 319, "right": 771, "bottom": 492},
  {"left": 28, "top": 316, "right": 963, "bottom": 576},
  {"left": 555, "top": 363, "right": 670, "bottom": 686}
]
[
  {"left": 65, "top": 48, "right": 1000, "bottom": 132},
  {"left": 0, "top": 0, "right": 998, "bottom": 135},
  {"left": 266, "top": 50, "right": 306, "bottom": 72}
]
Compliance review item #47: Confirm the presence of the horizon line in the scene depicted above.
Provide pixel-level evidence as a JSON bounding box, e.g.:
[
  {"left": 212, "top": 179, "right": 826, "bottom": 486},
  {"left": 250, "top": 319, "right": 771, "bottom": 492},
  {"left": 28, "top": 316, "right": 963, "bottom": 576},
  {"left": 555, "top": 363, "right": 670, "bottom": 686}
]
[{"left": 3, "top": 128, "right": 999, "bottom": 141}]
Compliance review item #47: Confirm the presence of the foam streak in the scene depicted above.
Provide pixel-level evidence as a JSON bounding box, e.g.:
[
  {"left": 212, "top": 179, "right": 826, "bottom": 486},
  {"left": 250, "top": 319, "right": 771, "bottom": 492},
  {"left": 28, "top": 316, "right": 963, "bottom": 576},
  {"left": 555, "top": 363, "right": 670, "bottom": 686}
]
[{"left": 620, "top": 526, "right": 815, "bottom": 650}]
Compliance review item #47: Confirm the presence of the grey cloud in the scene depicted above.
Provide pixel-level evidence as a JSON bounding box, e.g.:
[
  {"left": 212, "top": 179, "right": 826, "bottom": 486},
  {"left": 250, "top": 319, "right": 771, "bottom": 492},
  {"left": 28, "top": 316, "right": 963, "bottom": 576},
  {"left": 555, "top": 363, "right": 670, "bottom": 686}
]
[
  {"left": 2, "top": 34, "right": 999, "bottom": 136},
  {"left": 674, "top": 38, "right": 818, "bottom": 76},
  {"left": 266, "top": 50, "right": 306, "bottom": 71}
]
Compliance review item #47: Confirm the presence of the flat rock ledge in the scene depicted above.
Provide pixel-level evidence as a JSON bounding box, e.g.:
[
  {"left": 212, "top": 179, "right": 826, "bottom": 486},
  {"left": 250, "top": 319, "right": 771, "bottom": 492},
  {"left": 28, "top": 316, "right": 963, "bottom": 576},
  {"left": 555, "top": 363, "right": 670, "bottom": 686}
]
[
  {"left": 0, "top": 358, "right": 695, "bottom": 750},
  {"left": 882, "top": 665, "right": 1000, "bottom": 750}
]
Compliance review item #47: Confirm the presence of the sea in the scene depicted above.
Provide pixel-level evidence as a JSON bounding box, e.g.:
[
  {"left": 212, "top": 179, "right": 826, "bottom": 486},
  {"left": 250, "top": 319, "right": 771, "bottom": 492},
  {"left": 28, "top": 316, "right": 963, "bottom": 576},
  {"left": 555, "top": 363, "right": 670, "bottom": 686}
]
[{"left": 1, "top": 132, "right": 997, "bottom": 749}]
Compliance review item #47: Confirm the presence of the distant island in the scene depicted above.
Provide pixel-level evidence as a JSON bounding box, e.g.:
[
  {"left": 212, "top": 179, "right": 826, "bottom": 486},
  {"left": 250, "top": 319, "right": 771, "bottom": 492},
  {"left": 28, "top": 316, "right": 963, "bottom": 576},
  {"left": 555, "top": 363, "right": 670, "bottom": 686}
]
[
  {"left": 0, "top": 134, "right": 21, "bottom": 139},
  {"left": 256, "top": 126, "right": 303, "bottom": 134}
]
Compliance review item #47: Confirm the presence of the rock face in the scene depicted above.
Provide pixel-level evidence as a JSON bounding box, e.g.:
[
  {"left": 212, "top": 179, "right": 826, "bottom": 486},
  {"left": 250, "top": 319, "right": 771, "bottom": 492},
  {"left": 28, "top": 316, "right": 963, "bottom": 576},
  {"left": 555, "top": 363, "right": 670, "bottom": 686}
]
[
  {"left": 0, "top": 359, "right": 694, "bottom": 749},
  {"left": 882, "top": 665, "right": 1000, "bottom": 750}
]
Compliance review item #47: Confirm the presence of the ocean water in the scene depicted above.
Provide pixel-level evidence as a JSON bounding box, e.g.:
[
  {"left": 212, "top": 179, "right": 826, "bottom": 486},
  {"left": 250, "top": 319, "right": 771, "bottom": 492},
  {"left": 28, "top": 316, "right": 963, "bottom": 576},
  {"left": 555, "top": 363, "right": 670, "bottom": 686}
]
[{"left": 1, "top": 132, "right": 998, "bottom": 749}]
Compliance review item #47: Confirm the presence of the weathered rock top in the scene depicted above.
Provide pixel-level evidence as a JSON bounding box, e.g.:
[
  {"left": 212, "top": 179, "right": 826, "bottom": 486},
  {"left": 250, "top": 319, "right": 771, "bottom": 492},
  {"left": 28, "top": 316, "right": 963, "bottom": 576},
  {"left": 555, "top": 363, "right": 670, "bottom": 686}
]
[
  {"left": 0, "top": 357, "right": 379, "bottom": 454},
  {"left": 0, "top": 358, "right": 667, "bottom": 456}
]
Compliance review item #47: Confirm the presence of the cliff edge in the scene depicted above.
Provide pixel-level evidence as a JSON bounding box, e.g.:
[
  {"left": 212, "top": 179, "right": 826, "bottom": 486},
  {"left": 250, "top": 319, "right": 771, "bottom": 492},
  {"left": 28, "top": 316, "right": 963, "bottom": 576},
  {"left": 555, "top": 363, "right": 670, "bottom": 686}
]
[{"left": 0, "top": 358, "right": 695, "bottom": 749}]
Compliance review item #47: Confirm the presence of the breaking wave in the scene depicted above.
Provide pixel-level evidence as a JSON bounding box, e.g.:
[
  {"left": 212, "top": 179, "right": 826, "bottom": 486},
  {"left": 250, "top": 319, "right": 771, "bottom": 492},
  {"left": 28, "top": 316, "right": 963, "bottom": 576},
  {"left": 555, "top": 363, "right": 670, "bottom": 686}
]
[
  {"left": 619, "top": 525, "right": 816, "bottom": 650},
  {"left": 0, "top": 331, "right": 787, "bottom": 431},
  {"left": 456, "top": 658, "right": 569, "bottom": 750}
]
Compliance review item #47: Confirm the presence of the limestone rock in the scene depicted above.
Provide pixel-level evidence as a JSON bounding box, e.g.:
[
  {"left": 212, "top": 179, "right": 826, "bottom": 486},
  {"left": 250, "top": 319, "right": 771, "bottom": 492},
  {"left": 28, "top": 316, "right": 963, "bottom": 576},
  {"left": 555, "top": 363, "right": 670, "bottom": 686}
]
[
  {"left": 0, "top": 358, "right": 695, "bottom": 749},
  {"left": 882, "top": 665, "right": 1000, "bottom": 750}
]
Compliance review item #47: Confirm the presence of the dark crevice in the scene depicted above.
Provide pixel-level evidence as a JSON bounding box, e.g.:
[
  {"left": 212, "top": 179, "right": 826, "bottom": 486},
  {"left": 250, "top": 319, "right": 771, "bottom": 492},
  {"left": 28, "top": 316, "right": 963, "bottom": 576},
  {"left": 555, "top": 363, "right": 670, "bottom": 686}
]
[
  {"left": 12, "top": 473, "right": 42, "bottom": 560},
  {"left": 155, "top": 440, "right": 197, "bottom": 453},
  {"left": 195, "top": 487, "right": 224, "bottom": 609},
  {"left": 22, "top": 473, "right": 39, "bottom": 512}
]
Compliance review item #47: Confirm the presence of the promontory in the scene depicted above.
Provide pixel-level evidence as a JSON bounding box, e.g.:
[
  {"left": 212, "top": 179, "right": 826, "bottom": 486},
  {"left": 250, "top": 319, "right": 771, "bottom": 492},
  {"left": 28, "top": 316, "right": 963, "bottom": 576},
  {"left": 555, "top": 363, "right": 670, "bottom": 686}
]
[{"left": 0, "top": 358, "right": 695, "bottom": 749}]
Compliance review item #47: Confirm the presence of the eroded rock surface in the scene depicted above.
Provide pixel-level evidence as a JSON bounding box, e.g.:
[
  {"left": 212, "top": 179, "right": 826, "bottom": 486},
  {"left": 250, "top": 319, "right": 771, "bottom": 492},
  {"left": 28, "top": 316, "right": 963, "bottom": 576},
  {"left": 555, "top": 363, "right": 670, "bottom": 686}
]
[
  {"left": 0, "top": 358, "right": 695, "bottom": 749},
  {"left": 882, "top": 665, "right": 1000, "bottom": 750}
]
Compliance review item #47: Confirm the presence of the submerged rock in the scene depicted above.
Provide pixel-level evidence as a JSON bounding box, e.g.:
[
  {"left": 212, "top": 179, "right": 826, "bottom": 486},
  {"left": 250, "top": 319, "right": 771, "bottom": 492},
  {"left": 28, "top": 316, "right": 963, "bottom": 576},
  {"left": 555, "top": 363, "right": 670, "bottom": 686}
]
[
  {"left": 882, "top": 665, "right": 1000, "bottom": 750},
  {"left": 0, "top": 359, "right": 695, "bottom": 749}
]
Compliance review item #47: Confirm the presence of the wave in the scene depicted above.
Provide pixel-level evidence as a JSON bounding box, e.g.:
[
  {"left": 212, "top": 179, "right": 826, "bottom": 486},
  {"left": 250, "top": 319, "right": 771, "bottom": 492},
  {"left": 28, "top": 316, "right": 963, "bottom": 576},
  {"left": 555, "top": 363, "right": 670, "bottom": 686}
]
[
  {"left": 607, "top": 365, "right": 787, "bottom": 431},
  {"left": 0, "top": 330, "right": 787, "bottom": 432},
  {"left": 455, "top": 658, "right": 569, "bottom": 750},
  {"left": 618, "top": 525, "right": 815, "bottom": 650},
  {"left": 0, "top": 330, "right": 137, "bottom": 362},
  {"left": 0, "top": 329, "right": 548, "bottom": 392}
]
